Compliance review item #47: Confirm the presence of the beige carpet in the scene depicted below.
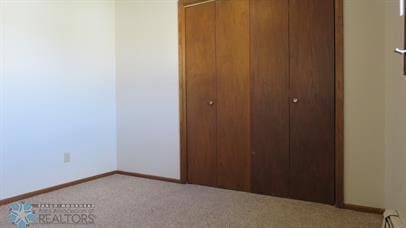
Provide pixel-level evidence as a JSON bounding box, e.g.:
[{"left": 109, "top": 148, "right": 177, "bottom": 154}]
[{"left": 0, "top": 174, "right": 382, "bottom": 228}]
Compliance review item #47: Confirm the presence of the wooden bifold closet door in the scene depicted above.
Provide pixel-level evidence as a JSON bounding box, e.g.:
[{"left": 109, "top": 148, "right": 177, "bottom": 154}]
[
  {"left": 185, "top": 2, "right": 217, "bottom": 187},
  {"left": 288, "top": 0, "right": 335, "bottom": 204},
  {"left": 184, "top": 0, "right": 335, "bottom": 205},
  {"left": 250, "top": 0, "right": 290, "bottom": 198},
  {"left": 215, "top": 0, "right": 251, "bottom": 192},
  {"left": 185, "top": 0, "right": 251, "bottom": 191},
  {"left": 250, "top": 0, "right": 335, "bottom": 204}
]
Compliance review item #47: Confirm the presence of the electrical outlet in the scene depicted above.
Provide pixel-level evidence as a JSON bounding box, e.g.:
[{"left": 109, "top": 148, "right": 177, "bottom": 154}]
[{"left": 64, "top": 153, "right": 71, "bottom": 163}]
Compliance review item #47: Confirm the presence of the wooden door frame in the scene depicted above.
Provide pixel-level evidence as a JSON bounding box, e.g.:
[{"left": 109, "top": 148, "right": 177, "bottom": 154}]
[
  {"left": 334, "top": 0, "right": 344, "bottom": 208},
  {"left": 178, "top": 0, "right": 344, "bottom": 208}
]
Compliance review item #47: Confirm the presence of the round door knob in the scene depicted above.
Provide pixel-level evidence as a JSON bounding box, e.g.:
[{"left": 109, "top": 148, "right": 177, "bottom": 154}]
[
  {"left": 208, "top": 100, "right": 215, "bottom": 106},
  {"left": 292, "top": 98, "right": 299, "bottom": 104}
]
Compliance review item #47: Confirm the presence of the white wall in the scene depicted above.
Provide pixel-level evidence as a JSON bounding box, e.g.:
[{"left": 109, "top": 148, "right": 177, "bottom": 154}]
[
  {"left": 343, "top": 0, "right": 386, "bottom": 208},
  {"left": 116, "top": 0, "right": 180, "bottom": 179},
  {"left": 0, "top": 0, "right": 117, "bottom": 199},
  {"left": 345, "top": 0, "right": 406, "bottom": 212},
  {"left": 384, "top": 0, "right": 406, "bottom": 219},
  {"left": 0, "top": 0, "right": 5, "bottom": 199}
]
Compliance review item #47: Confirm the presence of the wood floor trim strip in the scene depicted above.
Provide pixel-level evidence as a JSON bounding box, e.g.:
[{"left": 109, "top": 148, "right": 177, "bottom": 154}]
[
  {"left": 116, "top": 170, "right": 182, "bottom": 184},
  {"left": 343, "top": 204, "right": 385, "bottom": 215},
  {"left": 0, "top": 171, "right": 118, "bottom": 206},
  {"left": 0, "top": 171, "right": 182, "bottom": 206},
  {"left": 0, "top": 171, "right": 384, "bottom": 216}
]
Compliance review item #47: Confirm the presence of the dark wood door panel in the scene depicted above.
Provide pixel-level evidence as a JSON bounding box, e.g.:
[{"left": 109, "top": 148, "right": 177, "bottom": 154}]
[
  {"left": 216, "top": 0, "right": 251, "bottom": 192},
  {"left": 289, "top": 0, "right": 335, "bottom": 204},
  {"left": 250, "top": 0, "right": 290, "bottom": 197},
  {"left": 185, "top": 3, "right": 218, "bottom": 187}
]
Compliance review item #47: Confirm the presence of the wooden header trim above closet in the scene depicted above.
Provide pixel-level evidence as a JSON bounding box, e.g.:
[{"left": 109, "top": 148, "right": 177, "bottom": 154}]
[
  {"left": 181, "top": 0, "right": 216, "bottom": 7},
  {"left": 182, "top": 0, "right": 217, "bottom": 8}
]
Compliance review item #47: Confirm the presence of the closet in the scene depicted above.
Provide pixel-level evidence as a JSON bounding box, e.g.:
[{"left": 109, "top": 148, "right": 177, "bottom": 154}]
[{"left": 182, "top": 0, "right": 336, "bottom": 205}]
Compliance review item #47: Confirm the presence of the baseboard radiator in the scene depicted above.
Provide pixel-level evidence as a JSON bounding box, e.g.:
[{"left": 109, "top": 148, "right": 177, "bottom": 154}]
[{"left": 384, "top": 210, "right": 405, "bottom": 228}]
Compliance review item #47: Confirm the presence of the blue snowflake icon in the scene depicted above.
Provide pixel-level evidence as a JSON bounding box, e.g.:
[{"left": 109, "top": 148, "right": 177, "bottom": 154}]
[{"left": 8, "top": 202, "right": 36, "bottom": 228}]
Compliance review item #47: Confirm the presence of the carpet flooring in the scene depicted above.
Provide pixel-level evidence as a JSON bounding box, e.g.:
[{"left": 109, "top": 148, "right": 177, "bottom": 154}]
[{"left": 0, "top": 174, "right": 382, "bottom": 228}]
